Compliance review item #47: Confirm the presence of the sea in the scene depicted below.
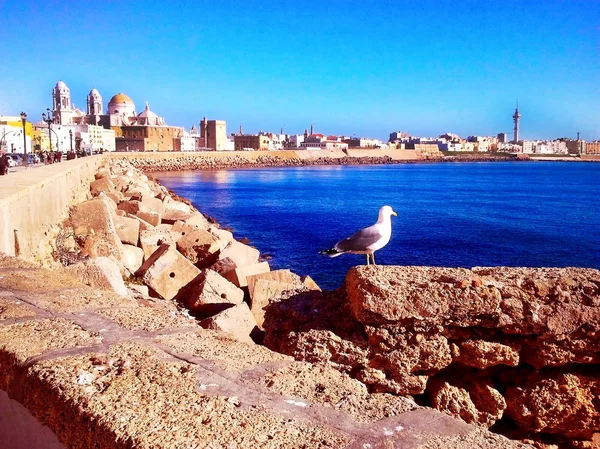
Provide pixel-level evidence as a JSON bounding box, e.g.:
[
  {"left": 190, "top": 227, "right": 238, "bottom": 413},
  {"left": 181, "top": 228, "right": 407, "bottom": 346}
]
[{"left": 156, "top": 161, "right": 600, "bottom": 290}]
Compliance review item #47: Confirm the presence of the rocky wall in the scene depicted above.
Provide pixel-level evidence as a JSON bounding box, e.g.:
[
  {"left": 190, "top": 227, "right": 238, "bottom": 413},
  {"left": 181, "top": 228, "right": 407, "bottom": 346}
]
[{"left": 264, "top": 265, "right": 600, "bottom": 448}]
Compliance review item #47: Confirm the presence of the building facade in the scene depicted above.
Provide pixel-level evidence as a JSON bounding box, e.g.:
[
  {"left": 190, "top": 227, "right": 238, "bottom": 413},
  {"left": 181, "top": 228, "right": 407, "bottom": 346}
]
[{"left": 234, "top": 134, "right": 270, "bottom": 151}]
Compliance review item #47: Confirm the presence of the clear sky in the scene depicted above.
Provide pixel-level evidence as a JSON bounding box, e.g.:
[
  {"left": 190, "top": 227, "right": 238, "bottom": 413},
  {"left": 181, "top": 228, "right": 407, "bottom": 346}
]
[{"left": 1, "top": 0, "right": 598, "bottom": 141}]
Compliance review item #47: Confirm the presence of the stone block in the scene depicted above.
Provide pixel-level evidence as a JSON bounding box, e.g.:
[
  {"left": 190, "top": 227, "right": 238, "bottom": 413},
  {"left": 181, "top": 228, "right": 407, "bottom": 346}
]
[
  {"left": 106, "top": 191, "right": 124, "bottom": 205},
  {"left": 69, "top": 198, "right": 123, "bottom": 260},
  {"left": 128, "top": 284, "right": 149, "bottom": 297},
  {"left": 136, "top": 244, "right": 201, "bottom": 300},
  {"left": 209, "top": 226, "right": 234, "bottom": 245},
  {"left": 246, "top": 269, "right": 303, "bottom": 299},
  {"left": 95, "top": 169, "right": 111, "bottom": 180},
  {"left": 180, "top": 269, "right": 244, "bottom": 317},
  {"left": 210, "top": 257, "right": 237, "bottom": 277},
  {"left": 163, "top": 198, "right": 192, "bottom": 215},
  {"left": 176, "top": 229, "right": 220, "bottom": 265},
  {"left": 141, "top": 195, "right": 164, "bottom": 215},
  {"left": 139, "top": 228, "right": 181, "bottom": 259},
  {"left": 136, "top": 210, "right": 161, "bottom": 227},
  {"left": 64, "top": 257, "right": 128, "bottom": 297},
  {"left": 121, "top": 244, "right": 144, "bottom": 274},
  {"left": 248, "top": 278, "right": 297, "bottom": 327},
  {"left": 126, "top": 214, "right": 154, "bottom": 232},
  {"left": 219, "top": 240, "right": 260, "bottom": 268},
  {"left": 114, "top": 215, "right": 140, "bottom": 246},
  {"left": 223, "top": 261, "right": 270, "bottom": 288},
  {"left": 301, "top": 275, "right": 321, "bottom": 291},
  {"left": 200, "top": 302, "right": 258, "bottom": 344},
  {"left": 118, "top": 200, "right": 143, "bottom": 215},
  {"left": 172, "top": 220, "right": 198, "bottom": 236},
  {"left": 186, "top": 213, "right": 210, "bottom": 230},
  {"left": 90, "top": 177, "right": 115, "bottom": 197},
  {"left": 162, "top": 209, "right": 193, "bottom": 224}
]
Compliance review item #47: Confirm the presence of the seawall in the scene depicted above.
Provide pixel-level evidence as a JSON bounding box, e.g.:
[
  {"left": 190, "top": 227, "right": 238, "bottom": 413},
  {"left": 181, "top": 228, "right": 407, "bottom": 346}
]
[{"left": 0, "top": 155, "right": 106, "bottom": 264}]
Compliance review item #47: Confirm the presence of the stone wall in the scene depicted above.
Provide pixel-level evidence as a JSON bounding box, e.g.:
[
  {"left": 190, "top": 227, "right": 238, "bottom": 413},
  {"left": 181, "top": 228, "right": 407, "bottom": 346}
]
[{"left": 0, "top": 156, "right": 106, "bottom": 265}]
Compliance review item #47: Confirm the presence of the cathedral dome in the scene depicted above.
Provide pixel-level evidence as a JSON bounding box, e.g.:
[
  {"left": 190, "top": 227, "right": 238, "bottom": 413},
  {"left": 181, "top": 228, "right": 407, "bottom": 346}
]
[
  {"left": 89, "top": 88, "right": 101, "bottom": 97},
  {"left": 137, "top": 102, "right": 163, "bottom": 126},
  {"left": 55, "top": 80, "right": 69, "bottom": 90},
  {"left": 107, "top": 93, "right": 136, "bottom": 116}
]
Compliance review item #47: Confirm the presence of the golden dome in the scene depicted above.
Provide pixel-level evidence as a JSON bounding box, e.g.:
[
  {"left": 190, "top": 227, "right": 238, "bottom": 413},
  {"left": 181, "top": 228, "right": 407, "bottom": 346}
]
[{"left": 108, "top": 93, "right": 134, "bottom": 104}]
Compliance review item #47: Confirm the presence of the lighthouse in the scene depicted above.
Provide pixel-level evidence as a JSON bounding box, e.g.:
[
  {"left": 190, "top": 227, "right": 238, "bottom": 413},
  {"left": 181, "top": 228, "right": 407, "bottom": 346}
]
[{"left": 512, "top": 102, "right": 521, "bottom": 143}]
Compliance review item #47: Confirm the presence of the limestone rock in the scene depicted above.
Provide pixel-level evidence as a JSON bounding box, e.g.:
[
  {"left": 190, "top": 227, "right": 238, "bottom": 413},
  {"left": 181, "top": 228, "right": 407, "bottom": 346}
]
[
  {"left": 162, "top": 209, "right": 193, "bottom": 224},
  {"left": 223, "top": 261, "right": 270, "bottom": 288},
  {"left": 113, "top": 215, "right": 140, "bottom": 246},
  {"left": 139, "top": 228, "right": 181, "bottom": 259},
  {"left": 176, "top": 229, "right": 220, "bottom": 265},
  {"left": 200, "top": 302, "right": 258, "bottom": 344},
  {"left": 121, "top": 244, "right": 144, "bottom": 274},
  {"left": 186, "top": 212, "right": 210, "bottom": 230},
  {"left": 429, "top": 376, "right": 506, "bottom": 428},
  {"left": 136, "top": 210, "right": 161, "bottom": 227},
  {"left": 64, "top": 257, "right": 128, "bottom": 297},
  {"left": 136, "top": 244, "right": 200, "bottom": 300},
  {"left": 505, "top": 371, "right": 600, "bottom": 440},
  {"left": 208, "top": 226, "right": 234, "bottom": 245},
  {"left": 141, "top": 195, "right": 164, "bottom": 215},
  {"left": 246, "top": 269, "right": 303, "bottom": 299},
  {"left": 179, "top": 269, "right": 244, "bottom": 317},
  {"left": 90, "top": 177, "right": 115, "bottom": 197},
  {"left": 301, "top": 275, "right": 321, "bottom": 291},
  {"left": 117, "top": 200, "right": 143, "bottom": 215},
  {"left": 452, "top": 340, "right": 520, "bottom": 369},
  {"left": 209, "top": 257, "right": 237, "bottom": 277},
  {"left": 69, "top": 198, "right": 123, "bottom": 260}
]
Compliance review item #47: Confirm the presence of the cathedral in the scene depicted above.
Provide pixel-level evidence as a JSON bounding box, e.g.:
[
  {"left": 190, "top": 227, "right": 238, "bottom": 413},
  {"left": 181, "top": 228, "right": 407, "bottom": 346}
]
[{"left": 50, "top": 80, "right": 184, "bottom": 151}]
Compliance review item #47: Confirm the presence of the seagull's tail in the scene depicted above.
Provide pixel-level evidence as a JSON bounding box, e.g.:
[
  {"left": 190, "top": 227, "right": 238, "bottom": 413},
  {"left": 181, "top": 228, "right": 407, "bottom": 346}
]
[{"left": 319, "top": 248, "right": 345, "bottom": 258}]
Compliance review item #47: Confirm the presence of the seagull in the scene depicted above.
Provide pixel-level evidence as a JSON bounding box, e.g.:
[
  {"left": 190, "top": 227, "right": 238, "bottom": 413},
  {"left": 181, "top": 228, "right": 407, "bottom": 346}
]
[{"left": 320, "top": 205, "right": 397, "bottom": 265}]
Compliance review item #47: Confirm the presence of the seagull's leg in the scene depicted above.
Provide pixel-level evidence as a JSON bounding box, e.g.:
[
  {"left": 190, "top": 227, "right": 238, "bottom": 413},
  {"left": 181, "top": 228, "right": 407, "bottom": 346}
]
[
  {"left": 372, "top": 253, "right": 377, "bottom": 266},
  {"left": 366, "top": 254, "right": 370, "bottom": 266}
]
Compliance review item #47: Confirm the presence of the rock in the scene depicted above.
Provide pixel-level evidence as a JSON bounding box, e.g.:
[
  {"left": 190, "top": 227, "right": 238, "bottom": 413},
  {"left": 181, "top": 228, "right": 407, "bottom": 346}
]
[
  {"left": 69, "top": 198, "right": 123, "bottom": 260},
  {"left": 118, "top": 200, "right": 143, "bottom": 215},
  {"left": 208, "top": 226, "right": 234, "bottom": 245},
  {"left": 246, "top": 269, "right": 303, "bottom": 299},
  {"left": 106, "top": 191, "right": 124, "bottom": 205},
  {"left": 162, "top": 209, "right": 193, "bottom": 224},
  {"left": 219, "top": 240, "right": 260, "bottom": 268},
  {"left": 141, "top": 195, "right": 164, "bottom": 215},
  {"left": 452, "top": 340, "right": 520, "bottom": 369},
  {"left": 135, "top": 244, "right": 201, "bottom": 300},
  {"left": 163, "top": 198, "right": 192, "bottom": 215},
  {"left": 209, "top": 257, "right": 237, "bottom": 277},
  {"left": 505, "top": 371, "right": 600, "bottom": 440},
  {"left": 176, "top": 229, "right": 220, "bottom": 265},
  {"left": 200, "top": 302, "right": 258, "bottom": 344},
  {"left": 90, "top": 177, "right": 115, "bottom": 197},
  {"left": 179, "top": 269, "right": 244, "bottom": 317},
  {"left": 301, "top": 275, "right": 321, "bottom": 291},
  {"left": 121, "top": 244, "right": 144, "bottom": 274},
  {"left": 126, "top": 213, "right": 154, "bottom": 232},
  {"left": 172, "top": 220, "right": 198, "bottom": 236},
  {"left": 223, "top": 261, "right": 270, "bottom": 288},
  {"left": 429, "top": 376, "right": 506, "bottom": 428},
  {"left": 248, "top": 278, "right": 296, "bottom": 327},
  {"left": 113, "top": 215, "right": 140, "bottom": 246},
  {"left": 139, "top": 228, "right": 182, "bottom": 259},
  {"left": 94, "top": 169, "right": 111, "bottom": 180},
  {"left": 64, "top": 257, "right": 128, "bottom": 297},
  {"left": 186, "top": 213, "right": 210, "bottom": 230},
  {"left": 128, "top": 284, "right": 149, "bottom": 297},
  {"left": 136, "top": 210, "right": 161, "bottom": 227}
]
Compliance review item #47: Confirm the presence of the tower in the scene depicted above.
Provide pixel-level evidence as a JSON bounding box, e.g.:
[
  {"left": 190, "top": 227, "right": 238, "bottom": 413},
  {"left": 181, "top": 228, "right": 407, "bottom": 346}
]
[
  {"left": 512, "top": 101, "right": 521, "bottom": 143},
  {"left": 87, "top": 88, "right": 103, "bottom": 116},
  {"left": 52, "top": 80, "right": 74, "bottom": 125}
]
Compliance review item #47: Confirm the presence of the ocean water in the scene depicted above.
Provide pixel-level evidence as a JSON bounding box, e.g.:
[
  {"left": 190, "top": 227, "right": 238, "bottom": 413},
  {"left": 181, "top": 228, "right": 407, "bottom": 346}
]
[{"left": 156, "top": 162, "right": 600, "bottom": 290}]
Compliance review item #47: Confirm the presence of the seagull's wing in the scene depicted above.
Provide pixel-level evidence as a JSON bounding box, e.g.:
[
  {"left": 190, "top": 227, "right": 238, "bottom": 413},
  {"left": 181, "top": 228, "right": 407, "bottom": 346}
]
[{"left": 334, "top": 224, "right": 383, "bottom": 253}]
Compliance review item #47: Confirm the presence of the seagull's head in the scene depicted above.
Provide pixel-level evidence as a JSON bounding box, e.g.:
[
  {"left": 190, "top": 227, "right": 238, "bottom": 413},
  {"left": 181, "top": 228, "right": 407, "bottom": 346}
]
[{"left": 379, "top": 205, "right": 397, "bottom": 220}]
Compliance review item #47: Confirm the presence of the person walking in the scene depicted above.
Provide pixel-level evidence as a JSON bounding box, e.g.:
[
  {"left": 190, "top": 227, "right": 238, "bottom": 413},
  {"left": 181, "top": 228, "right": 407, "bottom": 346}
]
[{"left": 0, "top": 151, "right": 9, "bottom": 175}]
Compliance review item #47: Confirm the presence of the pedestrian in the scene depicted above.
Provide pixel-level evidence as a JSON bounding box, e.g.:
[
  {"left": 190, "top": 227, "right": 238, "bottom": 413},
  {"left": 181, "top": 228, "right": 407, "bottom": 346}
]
[
  {"left": 55, "top": 151, "right": 62, "bottom": 163},
  {"left": 0, "top": 151, "right": 8, "bottom": 175}
]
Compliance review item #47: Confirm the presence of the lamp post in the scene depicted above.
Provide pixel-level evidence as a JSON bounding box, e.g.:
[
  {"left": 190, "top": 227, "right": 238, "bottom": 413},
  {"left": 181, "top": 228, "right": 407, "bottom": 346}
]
[
  {"left": 41, "top": 108, "right": 54, "bottom": 155},
  {"left": 20, "top": 112, "right": 28, "bottom": 166},
  {"left": 69, "top": 129, "right": 73, "bottom": 153}
]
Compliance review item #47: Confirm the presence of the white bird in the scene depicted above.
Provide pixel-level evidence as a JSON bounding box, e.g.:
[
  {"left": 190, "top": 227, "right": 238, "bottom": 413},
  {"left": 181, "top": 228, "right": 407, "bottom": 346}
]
[{"left": 321, "top": 205, "right": 397, "bottom": 265}]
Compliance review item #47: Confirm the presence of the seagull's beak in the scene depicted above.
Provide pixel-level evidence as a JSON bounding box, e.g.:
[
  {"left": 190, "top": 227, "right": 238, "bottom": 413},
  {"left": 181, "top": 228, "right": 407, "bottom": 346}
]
[{"left": 392, "top": 211, "right": 397, "bottom": 216}]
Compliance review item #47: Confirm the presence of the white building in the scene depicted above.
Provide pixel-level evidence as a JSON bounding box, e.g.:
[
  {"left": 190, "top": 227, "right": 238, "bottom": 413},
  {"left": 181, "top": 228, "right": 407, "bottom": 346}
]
[{"left": 0, "top": 118, "right": 31, "bottom": 153}]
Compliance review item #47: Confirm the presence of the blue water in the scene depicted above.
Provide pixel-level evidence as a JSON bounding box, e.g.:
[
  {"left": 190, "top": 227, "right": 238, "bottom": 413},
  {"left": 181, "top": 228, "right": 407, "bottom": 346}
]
[{"left": 156, "top": 162, "right": 600, "bottom": 290}]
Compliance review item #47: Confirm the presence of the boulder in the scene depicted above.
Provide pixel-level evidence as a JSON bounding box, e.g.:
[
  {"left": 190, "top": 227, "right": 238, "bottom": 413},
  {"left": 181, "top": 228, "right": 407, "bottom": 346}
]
[
  {"left": 246, "top": 269, "right": 303, "bottom": 299},
  {"left": 121, "top": 244, "right": 144, "bottom": 274},
  {"left": 219, "top": 240, "right": 260, "bottom": 268},
  {"left": 126, "top": 213, "right": 154, "bottom": 232},
  {"left": 176, "top": 229, "right": 220, "bottom": 265},
  {"left": 113, "top": 215, "right": 140, "bottom": 246},
  {"left": 117, "top": 200, "right": 143, "bottom": 215},
  {"left": 64, "top": 257, "right": 128, "bottom": 297},
  {"left": 94, "top": 169, "right": 111, "bottom": 180},
  {"left": 451, "top": 340, "right": 520, "bottom": 369},
  {"left": 135, "top": 244, "right": 200, "bottom": 300},
  {"left": 162, "top": 210, "right": 193, "bottom": 225},
  {"left": 223, "top": 261, "right": 270, "bottom": 288},
  {"left": 301, "top": 275, "right": 321, "bottom": 291},
  {"left": 172, "top": 220, "right": 198, "bottom": 236},
  {"left": 90, "top": 177, "right": 115, "bottom": 197},
  {"left": 200, "top": 302, "right": 258, "bottom": 344},
  {"left": 208, "top": 226, "right": 234, "bottom": 245},
  {"left": 141, "top": 195, "right": 164, "bottom": 215},
  {"left": 247, "top": 278, "right": 297, "bottom": 327},
  {"left": 179, "top": 269, "right": 244, "bottom": 317},
  {"left": 209, "top": 257, "right": 237, "bottom": 277},
  {"left": 186, "top": 212, "right": 210, "bottom": 230},
  {"left": 139, "top": 228, "right": 181, "bottom": 259},
  {"left": 69, "top": 198, "right": 123, "bottom": 260},
  {"left": 163, "top": 198, "right": 192, "bottom": 215}
]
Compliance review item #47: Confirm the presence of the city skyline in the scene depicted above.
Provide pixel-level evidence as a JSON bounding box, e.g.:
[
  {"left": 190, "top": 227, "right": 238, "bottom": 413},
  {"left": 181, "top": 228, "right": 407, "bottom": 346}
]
[{"left": 1, "top": 0, "right": 598, "bottom": 141}]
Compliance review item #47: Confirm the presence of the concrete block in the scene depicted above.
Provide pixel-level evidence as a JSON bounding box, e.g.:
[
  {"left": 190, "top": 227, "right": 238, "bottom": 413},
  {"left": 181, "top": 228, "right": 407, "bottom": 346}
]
[
  {"left": 186, "top": 213, "right": 210, "bottom": 230},
  {"left": 180, "top": 269, "right": 244, "bottom": 317},
  {"left": 163, "top": 198, "right": 192, "bottom": 215},
  {"left": 162, "top": 210, "right": 193, "bottom": 224},
  {"left": 208, "top": 226, "right": 234, "bottom": 246},
  {"left": 126, "top": 214, "right": 154, "bottom": 232},
  {"left": 95, "top": 169, "right": 111, "bottom": 180},
  {"left": 141, "top": 195, "right": 164, "bottom": 215},
  {"left": 219, "top": 240, "right": 260, "bottom": 268},
  {"left": 90, "top": 177, "right": 115, "bottom": 197},
  {"left": 223, "top": 261, "right": 270, "bottom": 288},
  {"left": 136, "top": 244, "right": 201, "bottom": 300},
  {"left": 121, "top": 244, "right": 144, "bottom": 274},
  {"left": 114, "top": 215, "right": 140, "bottom": 246},
  {"left": 139, "top": 228, "right": 181, "bottom": 259},
  {"left": 118, "top": 200, "right": 142, "bottom": 215},
  {"left": 248, "top": 278, "right": 296, "bottom": 327},
  {"left": 128, "top": 284, "right": 149, "bottom": 297},
  {"left": 210, "top": 257, "right": 237, "bottom": 277},
  {"left": 106, "top": 191, "right": 124, "bottom": 205},
  {"left": 176, "top": 229, "right": 220, "bottom": 265},
  {"left": 64, "top": 257, "right": 128, "bottom": 297},
  {"left": 172, "top": 220, "right": 198, "bottom": 236},
  {"left": 200, "top": 302, "right": 258, "bottom": 344},
  {"left": 246, "top": 269, "right": 303, "bottom": 299},
  {"left": 136, "top": 210, "right": 161, "bottom": 227},
  {"left": 301, "top": 275, "right": 321, "bottom": 291},
  {"left": 69, "top": 198, "right": 123, "bottom": 260}
]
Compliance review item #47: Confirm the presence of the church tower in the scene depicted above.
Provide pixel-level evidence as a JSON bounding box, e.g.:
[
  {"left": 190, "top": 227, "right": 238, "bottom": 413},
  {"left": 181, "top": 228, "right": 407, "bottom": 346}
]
[
  {"left": 53, "top": 80, "right": 74, "bottom": 125},
  {"left": 512, "top": 102, "right": 521, "bottom": 143},
  {"left": 87, "top": 89, "right": 103, "bottom": 115}
]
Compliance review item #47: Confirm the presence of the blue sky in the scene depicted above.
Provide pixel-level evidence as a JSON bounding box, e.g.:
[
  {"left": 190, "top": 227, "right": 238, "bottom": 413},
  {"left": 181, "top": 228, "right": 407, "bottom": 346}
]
[{"left": 1, "top": 0, "right": 598, "bottom": 141}]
